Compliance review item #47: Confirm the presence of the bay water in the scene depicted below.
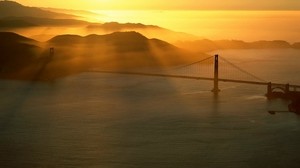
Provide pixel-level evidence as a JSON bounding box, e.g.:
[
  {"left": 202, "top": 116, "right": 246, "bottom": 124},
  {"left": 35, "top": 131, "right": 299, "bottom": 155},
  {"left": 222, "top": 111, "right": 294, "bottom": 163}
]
[{"left": 1, "top": 49, "right": 300, "bottom": 167}]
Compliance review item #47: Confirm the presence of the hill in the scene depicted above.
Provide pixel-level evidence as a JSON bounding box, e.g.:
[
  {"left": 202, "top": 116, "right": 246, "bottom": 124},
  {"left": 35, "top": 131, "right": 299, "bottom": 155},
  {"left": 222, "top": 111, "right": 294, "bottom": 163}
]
[
  {"left": 87, "top": 22, "right": 161, "bottom": 32},
  {"left": 41, "top": 7, "right": 101, "bottom": 21},
  {"left": 0, "top": 31, "right": 36, "bottom": 43},
  {"left": 86, "top": 22, "right": 199, "bottom": 43},
  {"left": 0, "top": 17, "right": 89, "bottom": 28},
  {"left": 0, "top": 32, "right": 41, "bottom": 77},
  {"left": 48, "top": 31, "right": 200, "bottom": 69},
  {"left": 292, "top": 42, "right": 300, "bottom": 49},
  {"left": 0, "top": 31, "right": 204, "bottom": 81},
  {"left": 0, "top": 1, "right": 199, "bottom": 43},
  {"left": 49, "top": 31, "right": 153, "bottom": 52},
  {"left": 176, "top": 39, "right": 299, "bottom": 52},
  {"left": 0, "top": 18, "right": 37, "bottom": 28},
  {"left": 0, "top": 1, "right": 76, "bottom": 19}
]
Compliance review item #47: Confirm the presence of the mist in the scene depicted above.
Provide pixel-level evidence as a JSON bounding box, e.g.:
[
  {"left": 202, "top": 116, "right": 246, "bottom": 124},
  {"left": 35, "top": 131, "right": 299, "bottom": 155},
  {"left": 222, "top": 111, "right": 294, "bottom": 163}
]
[{"left": 0, "top": 31, "right": 205, "bottom": 81}]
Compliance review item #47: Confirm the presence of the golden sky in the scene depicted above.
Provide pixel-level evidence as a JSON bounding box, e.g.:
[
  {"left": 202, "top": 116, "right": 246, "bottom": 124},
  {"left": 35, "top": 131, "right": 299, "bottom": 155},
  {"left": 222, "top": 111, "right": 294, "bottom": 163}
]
[{"left": 14, "top": 0, "right": 300, "bottom": 10}]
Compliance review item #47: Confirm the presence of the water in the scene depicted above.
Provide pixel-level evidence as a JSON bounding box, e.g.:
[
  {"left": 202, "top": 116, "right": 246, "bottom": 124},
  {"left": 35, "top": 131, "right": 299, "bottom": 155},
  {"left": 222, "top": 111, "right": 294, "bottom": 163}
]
[{"left": 1, "top": 49, "right": 300, "bottom": 167}]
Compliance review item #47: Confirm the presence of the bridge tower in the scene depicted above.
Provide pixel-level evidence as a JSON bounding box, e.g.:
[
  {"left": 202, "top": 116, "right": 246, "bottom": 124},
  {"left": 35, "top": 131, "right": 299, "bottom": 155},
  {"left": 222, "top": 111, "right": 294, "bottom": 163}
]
[
  {"left": 212, "top": 54, "right": 220, "bottom": 93},
  {"left": 50, "top": 47, "right": 54, "bottom": 56},
  {"left": 267, "top": 82, "right": 272, "bottom": 95}
]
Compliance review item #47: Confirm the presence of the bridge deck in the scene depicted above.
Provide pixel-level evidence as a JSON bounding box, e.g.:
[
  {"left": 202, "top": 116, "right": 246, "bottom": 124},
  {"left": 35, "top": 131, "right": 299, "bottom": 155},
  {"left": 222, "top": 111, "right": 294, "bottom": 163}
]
[{"left": 89, "top": 70, "right": 300, "bottom": 89}]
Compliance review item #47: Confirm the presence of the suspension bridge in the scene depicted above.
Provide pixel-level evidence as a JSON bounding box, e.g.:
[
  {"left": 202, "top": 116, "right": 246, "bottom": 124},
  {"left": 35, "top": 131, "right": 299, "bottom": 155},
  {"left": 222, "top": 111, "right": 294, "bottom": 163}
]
[{"left": 89, "top": 54, "right": 300, "bottom": 99}]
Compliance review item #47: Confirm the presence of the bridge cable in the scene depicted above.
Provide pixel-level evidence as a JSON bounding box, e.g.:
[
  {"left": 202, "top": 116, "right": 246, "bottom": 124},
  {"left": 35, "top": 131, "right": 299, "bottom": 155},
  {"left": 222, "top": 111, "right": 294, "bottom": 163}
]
[
  {"left": 219, "top": 56, "right": 266, "bottom": 82},
  {"left": 172, "top": 56, "right": 214, "bottom": 70}
]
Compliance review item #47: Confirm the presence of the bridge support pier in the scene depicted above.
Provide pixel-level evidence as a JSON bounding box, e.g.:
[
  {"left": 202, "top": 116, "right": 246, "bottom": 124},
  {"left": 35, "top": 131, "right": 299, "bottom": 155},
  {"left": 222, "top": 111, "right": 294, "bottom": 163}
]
[
  {"left": 285, "top": 83, "right": 290, "bottom": 93},
  {"left": 212, "top": 54, "right": 220, "bottom": 93},
  {"left": 266, "top": 82, "right": 297, "bottom": 99}
]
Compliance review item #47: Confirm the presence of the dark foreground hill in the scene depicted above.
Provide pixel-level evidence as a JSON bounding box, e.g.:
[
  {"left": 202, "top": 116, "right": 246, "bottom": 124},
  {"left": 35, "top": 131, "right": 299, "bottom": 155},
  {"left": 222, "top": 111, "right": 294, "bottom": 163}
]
[
  {"left": 0, "top": 31, "right": 204, "bottom": 81},
  {"left": 0, "top": 32, "right": 41, "bottom": 70}
]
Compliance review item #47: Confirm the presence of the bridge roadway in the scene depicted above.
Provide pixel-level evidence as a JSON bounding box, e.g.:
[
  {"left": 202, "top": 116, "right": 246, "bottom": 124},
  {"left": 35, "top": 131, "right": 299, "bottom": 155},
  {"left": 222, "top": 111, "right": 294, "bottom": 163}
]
[{"left": 89, "top": 70, "right": 300, "bottom": 89}]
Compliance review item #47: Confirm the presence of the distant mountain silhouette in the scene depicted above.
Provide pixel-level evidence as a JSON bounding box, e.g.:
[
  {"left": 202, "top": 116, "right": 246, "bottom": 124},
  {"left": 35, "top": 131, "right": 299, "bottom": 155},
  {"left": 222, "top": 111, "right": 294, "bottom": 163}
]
[
  {"left": 41, "top": 7, "right": 100, "bottom": 19},
  {"left": 0, "top": 18, "right": 37, "bottom": 28},
  {"left": 86, "top": 22, "right": 199, "bottom": 43},
  {"left": 87, "top": 22, "right": 161, "bottom": 32},
  {"left": 0, "top": 17, "right": 89, "bottom": 28},
  {"left": 0, "top": 1, "right": 75, "bottom": 19},
  {"left": 250, "top": 40, "right": 291, "bottom": 49},
  {"left": 49, "top": 31, "right": 152, "bottom": 53},
  {"left": 0, "top": 31, "right": 203, "bottom": 81},
  {"left": 48, "top": 31, "right": 197, "bottom": 67},
  {"left": 0, "top": 1, "right": 198, "bottom": 42},
  {"left": 177, "top": 39, "right": 298, "bottom": 52},
  {"left": 292, "top": 42, "right": 300, "bottom": 49}
]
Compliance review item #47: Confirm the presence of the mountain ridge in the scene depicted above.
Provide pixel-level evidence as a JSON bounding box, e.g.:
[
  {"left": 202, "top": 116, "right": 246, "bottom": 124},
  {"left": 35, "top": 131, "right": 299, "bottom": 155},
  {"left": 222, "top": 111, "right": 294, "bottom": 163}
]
[
  {"left": 0, "top": 31, "right": 203, "bottom": 81},
  {"left": 0, "top": 1, "right": 76, "bottom": 19},
  {"left": 176, "top": 39, "right": 300, "bottom": 52}
]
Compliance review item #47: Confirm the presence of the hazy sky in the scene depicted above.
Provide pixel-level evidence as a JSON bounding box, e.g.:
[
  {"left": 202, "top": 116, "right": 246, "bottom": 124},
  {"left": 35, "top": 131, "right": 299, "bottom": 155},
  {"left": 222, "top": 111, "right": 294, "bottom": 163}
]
[{"left": 14, "top": 0, "right": 300, "bottom": 10}]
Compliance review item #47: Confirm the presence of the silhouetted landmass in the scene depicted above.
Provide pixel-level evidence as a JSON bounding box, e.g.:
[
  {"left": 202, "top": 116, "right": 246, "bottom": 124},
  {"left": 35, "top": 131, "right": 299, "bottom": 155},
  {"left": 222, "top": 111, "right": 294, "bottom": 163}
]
[
  {"left": 0, "top": 31, "right": 203, "bottom": 81},
  {"left": 0, "top": 1, "right": 198, "bottom": 43},
  {"left": 0, "top": 32, "right": 42, "bottom": 76},
  {"left": 0, "top": 18, "right": 198, "bottom": 43},
  {"left": 0, "top": 17, "right": 89, "bottom": 28},
  {"left": 87, "top": 22, "right": 161, "bottom": 32},
  {"left": 0, "top": 1, "right": 75, "bottom": 19},
  {"left": 0, "top": 1, "right": 88, "bottom": 28},
  {"left": 292, "top": 42, "right": 300, "bottom": 49},
  {"left": 0, "top": 31, "right": 37, "bottom": 44},
  {"left": 176, "top": 39, "right": 300, "bottom": 52},
  {"left": 48, "top": 31, "right": 199, "bottom": 67},
  {"left": 41, "top": 7, "right": 100, "bottom": 19},
  {"left": 0, "top": 18, "right": 37, "bottom": 28},
  {"left": 49, "top": 31, "right": 154, "bottom": 52},
  {"left": 86, "top": 22, "right": 199, "bottom": 43},
  {"left": 250, "top": 40, "right": 291, "bottom": 49},
  {"left": 215, "top": 40, "right": 249, "bottom": 49}
]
